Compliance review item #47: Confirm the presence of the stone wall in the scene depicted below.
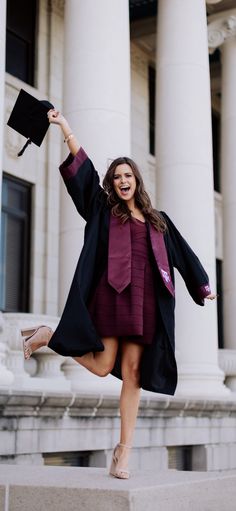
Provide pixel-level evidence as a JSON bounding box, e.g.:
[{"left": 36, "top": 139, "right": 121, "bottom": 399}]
[{"left": 1, "top": 388, "right": 236, "bottom": 472}]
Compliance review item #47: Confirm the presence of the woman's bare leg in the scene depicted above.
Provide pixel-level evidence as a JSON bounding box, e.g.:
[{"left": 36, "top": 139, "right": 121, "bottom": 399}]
[
  {"left": 22, "top": 327, "right": 119, "bottom": 377},
  {"left": 73, "top": 336, "right": 119, "bottom": 377},
  {"left": 115, "top": 341, "right": 144, "bottom": 473}
]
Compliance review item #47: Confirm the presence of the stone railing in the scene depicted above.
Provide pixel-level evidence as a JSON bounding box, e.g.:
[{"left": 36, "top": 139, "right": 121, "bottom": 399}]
[
  {"left": 2, "top": 312, "right": 236, "bottom": 396},
  {"left": 1, "top": 313, "right": 121, "bottom": 395}
]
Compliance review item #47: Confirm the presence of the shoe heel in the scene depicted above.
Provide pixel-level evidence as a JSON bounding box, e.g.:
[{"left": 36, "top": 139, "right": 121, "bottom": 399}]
[
  {"left": 23, "top": 339, "right": 31, "bottom": 360},
  {"left": 21, "top": 327, "right": 37, "bottom": 337},
  {"left": 109, "top": 457, "right": 116, "bottom": 477}
]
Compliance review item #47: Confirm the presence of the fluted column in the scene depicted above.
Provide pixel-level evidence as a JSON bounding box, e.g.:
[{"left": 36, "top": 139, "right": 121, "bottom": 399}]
[
  {"left": 155, "top": 0, "right": 227, "bottom": 396},
  {"left": 59, "top": 0, "right": 131, "bottom": 309},
  {"left": 60, "top": 0, "right": 130, "bottom": 393},
  {"left": 218, "top": 18, "right": 236, "bottom": 351},
  {"left": 208, "top": 11, "right": 236, "bottom": 391}
]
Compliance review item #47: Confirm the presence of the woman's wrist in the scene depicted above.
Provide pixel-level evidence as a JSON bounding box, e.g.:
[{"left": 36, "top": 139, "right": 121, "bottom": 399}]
[{"left": 60, "top": 119, "right": 72, "bottom": 138}]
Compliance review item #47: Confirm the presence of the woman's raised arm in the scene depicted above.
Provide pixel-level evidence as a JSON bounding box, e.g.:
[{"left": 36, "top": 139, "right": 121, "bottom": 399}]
[{"left": 47, "top": 109, "right": 80, "bottom": 156}]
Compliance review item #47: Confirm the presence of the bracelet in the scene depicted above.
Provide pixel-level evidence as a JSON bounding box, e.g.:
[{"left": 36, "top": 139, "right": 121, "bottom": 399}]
[{"left": 64, "top": 133, "right": 74, "bottom": 143}]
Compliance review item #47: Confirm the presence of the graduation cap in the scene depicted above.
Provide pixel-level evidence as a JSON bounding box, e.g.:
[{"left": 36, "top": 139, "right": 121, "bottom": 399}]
[{"left": 7, "top": 89, "right": 54, "bottom": 156}]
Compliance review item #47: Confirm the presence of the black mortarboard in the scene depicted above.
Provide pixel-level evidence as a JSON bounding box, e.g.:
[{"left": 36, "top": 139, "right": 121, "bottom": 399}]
[{"left": 7, "top": 89, "right": 54, "bottom": 156}]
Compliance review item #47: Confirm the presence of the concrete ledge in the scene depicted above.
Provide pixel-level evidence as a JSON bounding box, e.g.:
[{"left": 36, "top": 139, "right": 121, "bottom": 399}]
[{"left": 1, "top": 465, "right": 236, "bottom": 511}]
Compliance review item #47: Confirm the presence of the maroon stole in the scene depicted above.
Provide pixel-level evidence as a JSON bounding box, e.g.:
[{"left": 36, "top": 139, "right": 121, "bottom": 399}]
[{"left": 108, "top": 214, "right": 175, "bottom": 296}]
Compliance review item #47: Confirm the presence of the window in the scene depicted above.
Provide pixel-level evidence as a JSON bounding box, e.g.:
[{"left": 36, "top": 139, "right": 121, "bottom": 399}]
[
  {"left": 43, "top": 451, "right": 90, "bottom": 467},
  {"left": 6, "top": 0, "right": 37, "bottom": 85},
  {"left": 216, "top": 259, "right": 224, "bottom": 348},
  {"left": 129, "top": 0, "right": 157, "bottom": 22},
  {"left": 212, "top": 110, "right": 221, "bottom": 192},
  {"left": 168, "top": 446, "right": 192, "bottom": 471},
  {"left": 0, "top": 175, "right": 31, "bottom": 312},
  {"left": 148, "top": 66, "right": 156, "bottom": 156}
]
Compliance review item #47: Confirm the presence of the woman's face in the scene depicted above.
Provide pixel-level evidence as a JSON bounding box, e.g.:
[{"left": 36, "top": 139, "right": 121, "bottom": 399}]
[{"left": 113, "top": 163, "right": 136, "bottom": 202}]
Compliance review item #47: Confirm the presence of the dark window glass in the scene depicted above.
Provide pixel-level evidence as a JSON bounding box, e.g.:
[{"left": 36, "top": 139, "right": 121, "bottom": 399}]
[
  {"left": 0, "top": 175, "right": 31, "bottom": 312},
  {"left": 216, "top": 259, "right": 224, "bottom": 348},
  {"left": 209, "top": 48, "right": 221, "bottom": 65},
  {"left": 168, "top": 446, "right": 192, "bottom": 471},
  {"left": 148, "top": 66, "right": 156, "bottom": 156},
  {"left": 129, "top": 0, "right": 157, "bottom": 22},
  {"left": 43, "top": 451, "right": 90, "bottom": 467},
  {"left": 6, "top": 0, "right": 37, "bottom": 85},
  {"left": 212, "top": 110, "right": 221, "bottom": 192}
]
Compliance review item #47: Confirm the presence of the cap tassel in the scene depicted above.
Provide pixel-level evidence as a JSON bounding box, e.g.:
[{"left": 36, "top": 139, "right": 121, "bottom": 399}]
[{"left": 17, "top": 138, "right": 31, "bottom": 157}]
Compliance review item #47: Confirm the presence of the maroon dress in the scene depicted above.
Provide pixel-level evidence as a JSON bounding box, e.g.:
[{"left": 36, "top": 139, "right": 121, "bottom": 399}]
[{"left": 88, "top": 218, "right": 157, "bottom": 345}]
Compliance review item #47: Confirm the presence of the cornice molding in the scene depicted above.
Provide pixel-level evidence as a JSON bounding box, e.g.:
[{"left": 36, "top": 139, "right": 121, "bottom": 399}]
[{"left": 208, "top": 11, "right": 236, "bottom": 52}]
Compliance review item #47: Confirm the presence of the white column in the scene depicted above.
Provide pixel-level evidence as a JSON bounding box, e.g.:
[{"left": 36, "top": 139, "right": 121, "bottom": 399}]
[
  {"left": 59, "top": 0, "right": 131, "bottom": 309},
  {"left": 220, "top": 28, "right": 236, "bottom": 350},
  {"left": 60, "top": 0, "right": 130, "bottom": 393},
  {"left": 208, "top": 12, "right": 236, "bottom": 390},
  {"left": 155, "top": 0, "right": 227, "bottom": 396}
]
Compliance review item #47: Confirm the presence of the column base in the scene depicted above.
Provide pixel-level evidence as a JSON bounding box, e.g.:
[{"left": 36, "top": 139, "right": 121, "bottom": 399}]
[
  {"left": 176, "top": 363, "right": 230, "bottom": 397},
  {"left": 218, "top": 349, "right": 236, "bottom": 392}
]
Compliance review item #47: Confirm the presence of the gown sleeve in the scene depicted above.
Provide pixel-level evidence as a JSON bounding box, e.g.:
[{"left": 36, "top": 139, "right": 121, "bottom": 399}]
[
  {"left": 59, "top": 147, "right": 106, "bottom": 221},
  {"left": 161, "top": 212, "right": 211, "bottom": 306}
]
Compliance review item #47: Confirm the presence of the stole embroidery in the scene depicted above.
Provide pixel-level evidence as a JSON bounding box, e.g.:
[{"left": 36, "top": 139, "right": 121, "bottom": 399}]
[{"left": 160, "top": 269, "right": 171, "bottom": 283}]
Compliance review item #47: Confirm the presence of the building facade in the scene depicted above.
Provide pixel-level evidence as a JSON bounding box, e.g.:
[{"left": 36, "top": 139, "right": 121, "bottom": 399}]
[{"left": 1, "top": 0, "right": 236, "bottom": 471}]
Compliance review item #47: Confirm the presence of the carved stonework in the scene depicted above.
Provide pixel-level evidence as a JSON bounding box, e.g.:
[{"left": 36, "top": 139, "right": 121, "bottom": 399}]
[{"left": 208, "top": 14, "right": 236, "bottom": 53}]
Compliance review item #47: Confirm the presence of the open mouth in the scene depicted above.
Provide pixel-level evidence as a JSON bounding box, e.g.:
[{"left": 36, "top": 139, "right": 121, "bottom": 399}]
[{"left": 119, "top": 185, "right": 130, "bottom": 195}]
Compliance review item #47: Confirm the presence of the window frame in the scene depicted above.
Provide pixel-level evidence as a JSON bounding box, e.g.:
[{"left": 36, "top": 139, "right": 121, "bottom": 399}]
[
  {"left": 5, "top": 0, "right": 37, "bottom": 86},
  {"left": 0, "top": 173, "right": 32, "bottom": 312}
]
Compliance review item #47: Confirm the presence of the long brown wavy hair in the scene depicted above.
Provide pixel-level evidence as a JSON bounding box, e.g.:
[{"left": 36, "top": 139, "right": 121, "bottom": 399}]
[{"left": 102, "top": 156, "right": 167, "bottom": 232}]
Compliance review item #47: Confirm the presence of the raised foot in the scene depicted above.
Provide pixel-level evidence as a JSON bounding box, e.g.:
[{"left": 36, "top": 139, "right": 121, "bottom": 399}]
[{"left": 22, "top": 325, "right": 53, "bottom": 360}]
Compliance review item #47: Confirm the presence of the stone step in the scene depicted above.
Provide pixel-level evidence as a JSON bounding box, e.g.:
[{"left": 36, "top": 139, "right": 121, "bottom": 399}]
[{"left": 1, "top": 464, "right": 236, "bottom": 511}]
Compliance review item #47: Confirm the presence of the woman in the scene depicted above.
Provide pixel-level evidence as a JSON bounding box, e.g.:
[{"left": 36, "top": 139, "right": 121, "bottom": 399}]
[{"left": 22, "top": 109, "right": 216, "bottom": 479}]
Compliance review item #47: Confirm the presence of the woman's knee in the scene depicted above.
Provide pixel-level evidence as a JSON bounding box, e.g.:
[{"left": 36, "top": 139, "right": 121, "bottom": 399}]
[
  {"left": 122, "top": 360, "right": 141, "bottom": 385},
  {"left": 96, "top": 363, "right": 113, "bottom": 377}
]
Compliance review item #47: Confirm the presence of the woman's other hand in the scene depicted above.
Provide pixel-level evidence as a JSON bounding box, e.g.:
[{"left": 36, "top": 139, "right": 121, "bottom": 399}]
[{"left": 205, "top": 293, "right": 217, "bottom": 300}]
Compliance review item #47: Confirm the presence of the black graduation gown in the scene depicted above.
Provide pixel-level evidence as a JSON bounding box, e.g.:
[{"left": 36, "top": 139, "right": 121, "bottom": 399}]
[{"left": 48, "top": 148, "right": 211, "bottom": 396}]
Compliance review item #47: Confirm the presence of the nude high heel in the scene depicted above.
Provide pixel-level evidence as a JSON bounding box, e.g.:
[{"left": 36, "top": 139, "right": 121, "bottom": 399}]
[
  {"left": 21, "top": 325, "right": 53, "bottom": 360},
  {"left": 109, "top": 443, "right": 131, "bottom": 479}
]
